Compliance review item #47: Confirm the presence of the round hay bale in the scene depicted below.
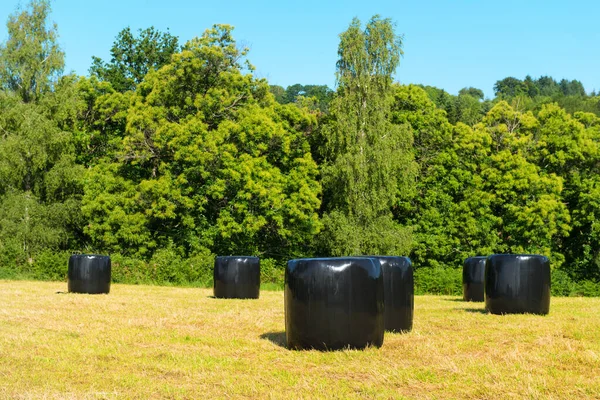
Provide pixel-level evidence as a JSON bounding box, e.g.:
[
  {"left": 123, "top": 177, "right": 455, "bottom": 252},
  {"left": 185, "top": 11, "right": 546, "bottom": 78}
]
[
  {"left": 463, "top": 256, "right": 486, "bottom": 302},
  {"left": 285, "top": 257, "right": 384, "bottom": 350},
  {"left": 372, "top": 256, "right": 413, "bottom": 333},
  {"left": 68, "top": 254, "right": 111, "bottom": 294},
  {"left": 485, "top": 254, "right": 550, "bottom": 315},
  {"left": 213, "top": 256, "right": 260, "bottom": 299}
]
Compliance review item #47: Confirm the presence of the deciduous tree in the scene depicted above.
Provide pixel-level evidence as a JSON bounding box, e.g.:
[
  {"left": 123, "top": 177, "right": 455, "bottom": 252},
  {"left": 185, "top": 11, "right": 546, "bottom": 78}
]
[
  {"left": 319, "top": 16, "right": 416, "bottom": 256},
  {"left": 90, "top": 26, "right": 179, "bottom": 92}
]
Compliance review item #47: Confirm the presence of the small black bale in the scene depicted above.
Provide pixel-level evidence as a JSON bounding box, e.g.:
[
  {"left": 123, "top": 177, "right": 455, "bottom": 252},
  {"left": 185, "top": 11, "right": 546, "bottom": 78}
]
[
  {"left": 372, "top": 256, "right": 414, "bottom": 333},
  {"left": 463, "top": 256, "right": 487, "bottom": 302},
  {"left": 485, "top": 254, "right": 551, "bottom": 315},
  {"left": 285, "top": 257, "right": 384, "bottom": 350},
  {"left": 68, "top": 254, "right": 111, "bottom": 294},
  {"left": 213, "top": 256, "right": 260, "bottom": 299}
]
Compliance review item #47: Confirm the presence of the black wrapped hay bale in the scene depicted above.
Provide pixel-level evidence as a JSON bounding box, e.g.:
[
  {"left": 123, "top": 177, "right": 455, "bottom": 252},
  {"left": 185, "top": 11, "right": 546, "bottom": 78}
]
[
  {"left": 485, "top": 254, "right": 551, "bottom": 315},
  {"left": 213, "top": 256, "right": 260, "bottom": 299},
  {"left": 372, "top": 256, "right": 413, "bottom": 333},
  {"left": 463, "top": 256, "right": 486, "bottom": 302},
  {"left": 285, "top": 257, "right": 384, "bottom": 350},
  {"left": 68, "top": 254, "right": 111, "bottom": 294}
]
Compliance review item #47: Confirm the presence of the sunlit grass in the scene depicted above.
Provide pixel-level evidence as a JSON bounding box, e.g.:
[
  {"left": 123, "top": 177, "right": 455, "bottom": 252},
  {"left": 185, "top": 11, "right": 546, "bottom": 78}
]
[{"left": 1, "top": 280, "right": 599, "bottom": 399}]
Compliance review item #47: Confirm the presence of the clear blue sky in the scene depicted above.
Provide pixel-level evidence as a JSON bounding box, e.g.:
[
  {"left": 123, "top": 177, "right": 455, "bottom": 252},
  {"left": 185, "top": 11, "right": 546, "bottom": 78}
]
[{"left": 1, "top": 0, "right": 598, "bottom": 98}]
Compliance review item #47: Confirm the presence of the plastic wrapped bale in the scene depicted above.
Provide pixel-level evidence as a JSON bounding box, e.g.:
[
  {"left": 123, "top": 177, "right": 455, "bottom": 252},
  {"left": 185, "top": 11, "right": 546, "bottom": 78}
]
[
  {"left": 372, "top": 256, "right": 413, "bottom": 333},
  {"left": 285, "top": 257, "right": 384, "bottom": 350},
  {"left": 485, "top": 254, "right": 551, "bottom": 315},
  {"left": 213, "top": 256, "right": 260, "bottom": 299},
  {"left": 68, "top": 254, "right": 111, "bottom": 294},
  {"left": 463, "top": 256, "right": 487, "bottom": 302}
]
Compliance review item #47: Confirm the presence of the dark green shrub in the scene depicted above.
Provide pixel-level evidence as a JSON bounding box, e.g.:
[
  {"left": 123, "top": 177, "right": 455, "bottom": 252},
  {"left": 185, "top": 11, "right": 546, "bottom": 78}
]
[
  {"left": 110, "top": 254, "right": 149, "bottom": 284},
  {"left": 260, "top": 258, "right": 285, "bottom": 287},
  {"left": 31, "top": 250, "right": 71, "bottom": 281},
  {"left": 551, "top": 269, "right": 575, "bottom": 296},
  {"left": 180, "top": 249, "right": 214, "bottom": 285},
  {"left": 0, "top": 240, "right": 26, "bottom": 278},
  {"left": 571, "top": 280, "right": 600, "bottom": 297},
  {"left": 414, "top": 267, "right": 462, "bottom": 295},
  {"left": 148, "top": 246, "right": 185, "bottom": 284}
]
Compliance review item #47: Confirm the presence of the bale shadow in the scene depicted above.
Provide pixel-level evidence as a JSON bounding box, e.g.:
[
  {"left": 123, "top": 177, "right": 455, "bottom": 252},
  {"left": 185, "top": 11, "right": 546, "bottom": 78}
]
[
  {"left": 443, "top": 298, "right": 467, "bottom": 302},
  {"left": 461, "top": 308, "right": 489, "bottom": 314},
  {"left": 260, "top": 331, "right": 287, "bottom": 348}
]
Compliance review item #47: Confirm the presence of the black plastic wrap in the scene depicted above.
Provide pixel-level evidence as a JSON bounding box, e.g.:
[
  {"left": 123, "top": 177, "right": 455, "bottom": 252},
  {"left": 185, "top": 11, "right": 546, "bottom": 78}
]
[
  {"left": 68, "top": 254, "right": 111, "bottom": 294},
  {"left": 463, "top": 256, "right": 487, "bottom": 302},
  {"left": 285, "top": 257, "right": 384, "bottom": 350},
  {"left": 213, "top": 256, "right": 260, "bottom": 299},
  {"left": 485, "top": 254, "right": 551, "bottom": 315},
  {"left": 372, "top": 256, "right": 413, "bottom": 333}
]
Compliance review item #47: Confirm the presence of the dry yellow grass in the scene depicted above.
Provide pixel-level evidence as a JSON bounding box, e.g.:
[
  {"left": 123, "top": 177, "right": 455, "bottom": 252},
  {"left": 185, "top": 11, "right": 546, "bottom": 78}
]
[{"left": 0, "top": 280, "right": 599, "bottom": 399}]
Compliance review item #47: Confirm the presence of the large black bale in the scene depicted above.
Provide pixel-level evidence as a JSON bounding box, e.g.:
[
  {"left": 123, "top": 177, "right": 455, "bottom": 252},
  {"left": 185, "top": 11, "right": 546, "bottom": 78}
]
[
  {"left": 372, "top": 256, "right": 413, "bottom": 333},
  {"left": 213, "top": 256, "right": 260, "bottom": 299},
  {"left": 285, "top": 257, "right": 384, "bottom": 350},
  {"left": 463, "top": 256, "right": 487, "bottom": 302},
  {"left": 68, "top": 254, "right": 111, "bottom": 294},
  {"left": 485, "top": 254, "right": 551, "bottom": 315}
]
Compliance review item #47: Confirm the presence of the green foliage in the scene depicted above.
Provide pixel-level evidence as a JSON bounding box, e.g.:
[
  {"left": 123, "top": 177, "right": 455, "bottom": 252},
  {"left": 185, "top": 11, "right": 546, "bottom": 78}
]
[
  {"left": 392, "top": 85, "right": 497, "bottom": 268},
  {"left": 90, "top": 26, "right": 179, "bottom": 92},
  {"left": 492, "top": 75, "right": 597, "bottom": 118},
  {"left": 109, "top": 254, "right": 148, "bottom": 284},
  {"left": 269, "top": 85, "right": 286, "bottom": 103},
  {"left": 395, "top": 88, "right": 571, "bottom": 270},
  {"left": 82, "top": 24, "right": 321, "bottom": 263},
  {"left": 494, "top": 77, "right": 528, "bottom": 98},
  {"left": 532, "top": 106, "right": 600, "bottom": 280},
  {"left": 0, "top": 2, "right": 599, "bottom": 294},
  {"left": 0, "top": 239, "right": 28, "bottom": 277},
  {"left": 73, "top": 76, "right": 133, "bottom": 165},
  {"left": 448, "top": 93, "right": 486, "bottom": 126},
  {"left": 0, "top": 0, "right": 64, "bottom": 103},
  {"left": 320, "top": 211, "right": 413, "bottom": 256},
  {"left": 476, "top": 102, "right": 571, "bottom": 263},
  {"left": 108, "top": 248, "right": 215, "bottom": 286},
  {"left": 260, "top": 258, "right": 285, "bottom": 285},
  {"left": 551, "top": 269, "right": 600, "bottom": 297},
  {"left": 569, "top": 280, "right": 600, "bottom": 297},
  {"left": 31, "top": 249, "right": 71, "bottom": 280},
  {"left": 319, "top": 16, "right": 416, "bottom": 256},
  {"left": 272, "top": 83, "right": 335, "bottom": 112},
  {"left": 0, "top": 2, "right": 84, "bottom": 271},
  {"left": 414, "top": 267, "right": 462, "bottom": 295},
  {"left": 458, "top": 87, "right": 484, "bottom": 100},
  {"left": 418, "top": 84, "right": 490, "bottom": 126}
]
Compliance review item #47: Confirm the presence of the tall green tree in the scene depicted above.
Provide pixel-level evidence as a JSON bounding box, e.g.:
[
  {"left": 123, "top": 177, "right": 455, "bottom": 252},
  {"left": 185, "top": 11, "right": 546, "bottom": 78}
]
[
  {"left": 493, "top": 77, "right": 528, "bottom": 98},
  {"left": 82, "top": 25, "right": 322, "bottom": 260},
  {"left": 74, "top": 75, "right": 133, "bottom": 165},
  {"left": 458, "top": 87, "right": 484, "bottom": 100},
  {"left": 392, "top": 85, "right": 498, "bottom": 268},
  {"left": 531, "top": 105, "right": 600, "bottom": 279},
  {"left": 393, "top": 90, "right": 570, "bottom": 269},
  {"left": 269, "top": 84, "right": 286, "bottom": 103},
  {"left": 0, "top": 0, "right": 83, "bottom": 267},
  {"left": 319, "top": 16, "right": 416, "bottom": 256},
  {"left": 448, "top": 93, "right": 486, "bottom": 126},
  {"left": 90, "top": 26, "right": 180, "bottom": 92},
  {"left": 0, "top": 0, "right": 63, "bottom": 103},
  {"left": 475, "top": 102, "right": 570, "bottom": 263}
]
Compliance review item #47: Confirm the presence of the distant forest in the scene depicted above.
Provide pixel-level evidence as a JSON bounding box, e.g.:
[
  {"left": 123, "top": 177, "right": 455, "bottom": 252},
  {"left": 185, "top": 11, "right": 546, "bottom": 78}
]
[{"left": 1, "top": 1, "right": 599, "bottom": 294}]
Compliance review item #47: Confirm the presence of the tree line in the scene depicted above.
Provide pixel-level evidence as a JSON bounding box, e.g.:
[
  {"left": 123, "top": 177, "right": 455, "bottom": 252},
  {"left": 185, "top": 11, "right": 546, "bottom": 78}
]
[{"left": 1, "top": 1, "right": 599, "bottom": 294}]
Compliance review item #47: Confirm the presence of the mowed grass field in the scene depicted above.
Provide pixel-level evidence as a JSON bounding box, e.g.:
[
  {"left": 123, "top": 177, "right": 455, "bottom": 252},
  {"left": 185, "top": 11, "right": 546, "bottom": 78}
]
[{"left": 1, "top": 281, "right": 599, "bottom": 399}]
